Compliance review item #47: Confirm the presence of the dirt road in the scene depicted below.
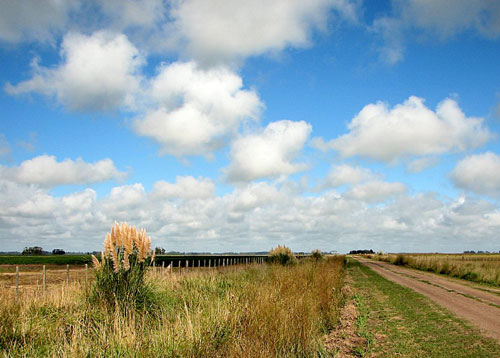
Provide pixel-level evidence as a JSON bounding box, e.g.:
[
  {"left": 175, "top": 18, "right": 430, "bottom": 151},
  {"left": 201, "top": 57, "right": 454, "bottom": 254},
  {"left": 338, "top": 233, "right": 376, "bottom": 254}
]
[{"left": 355, "top": 257, "right": 500, "bottom": 342}]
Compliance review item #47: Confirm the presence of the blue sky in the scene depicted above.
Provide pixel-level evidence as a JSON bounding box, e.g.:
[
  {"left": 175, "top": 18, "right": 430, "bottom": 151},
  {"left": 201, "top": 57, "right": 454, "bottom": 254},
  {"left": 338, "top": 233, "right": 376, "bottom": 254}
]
[{"left": 1, "top": 0, "right": 500, "bottom": 253}]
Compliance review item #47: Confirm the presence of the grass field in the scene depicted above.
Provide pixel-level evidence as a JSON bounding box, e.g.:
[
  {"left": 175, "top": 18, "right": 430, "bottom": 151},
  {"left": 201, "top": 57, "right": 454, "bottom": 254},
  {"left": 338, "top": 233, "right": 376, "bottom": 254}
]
[
  {"left": 370, "top": 253, "right": 500, "bottom": 286},
  {"left": 348, "top": 258, "right": 500, "bottom": 357},
  {"left": 0, "top": 256, "right": 346, "bottom": 357},
  {"left": 0, "top": 255, "right": 92, "bottom": 265}
]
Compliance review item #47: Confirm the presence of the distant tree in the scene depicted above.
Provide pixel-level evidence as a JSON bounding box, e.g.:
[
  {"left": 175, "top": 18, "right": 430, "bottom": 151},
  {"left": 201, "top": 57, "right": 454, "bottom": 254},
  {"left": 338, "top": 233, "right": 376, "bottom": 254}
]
[
  {"left": 154, "top": 247, "right": 166, "bottom": 255},
  {"left": 349, "top": 249, "right": 375, "bottom": 255},
  {"left": 22, "top": 246, "right": 43, "bottom": 255},
  {"left": 52, "top": 249, "right": 65, "bottom": 255}
]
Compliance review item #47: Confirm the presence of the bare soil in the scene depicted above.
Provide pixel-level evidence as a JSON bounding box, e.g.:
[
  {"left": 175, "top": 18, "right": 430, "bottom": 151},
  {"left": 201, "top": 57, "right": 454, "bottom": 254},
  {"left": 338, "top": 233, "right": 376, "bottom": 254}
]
[{"left": 356, "top": 257, "right": 500, "bottom": 342}]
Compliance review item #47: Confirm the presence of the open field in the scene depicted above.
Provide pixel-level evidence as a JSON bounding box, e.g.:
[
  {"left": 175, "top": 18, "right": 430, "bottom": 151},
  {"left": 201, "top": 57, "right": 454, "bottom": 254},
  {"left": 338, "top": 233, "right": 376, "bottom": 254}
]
[
  {"left": 348, "top": 258, "right": 500, "bottom": 357},
  {"left": 369, "top": 253, "right": 500, "bottom": 286},
  {"left": 0, "top": 256, "right": 346, "bottom": 357}
]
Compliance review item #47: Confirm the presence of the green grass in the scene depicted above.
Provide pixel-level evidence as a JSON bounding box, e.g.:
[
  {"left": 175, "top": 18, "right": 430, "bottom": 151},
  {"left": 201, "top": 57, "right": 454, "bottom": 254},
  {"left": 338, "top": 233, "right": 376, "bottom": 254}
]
[
  {"left": 0, "top": 255, "right": 92, "bottom": 265},
  {"left": 348, "top": 258, "right": 500, "bottom": 357}
]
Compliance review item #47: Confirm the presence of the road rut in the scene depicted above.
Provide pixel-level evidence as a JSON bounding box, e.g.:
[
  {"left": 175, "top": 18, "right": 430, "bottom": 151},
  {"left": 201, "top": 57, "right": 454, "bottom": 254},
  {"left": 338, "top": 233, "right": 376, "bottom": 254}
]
[{"left": 355, "top": 257, "right": 500, "bottom": 342}]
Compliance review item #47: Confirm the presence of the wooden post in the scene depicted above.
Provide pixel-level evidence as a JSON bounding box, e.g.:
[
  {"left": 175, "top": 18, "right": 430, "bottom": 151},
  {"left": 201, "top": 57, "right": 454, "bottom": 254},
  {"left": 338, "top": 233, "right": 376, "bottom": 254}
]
[
  {"left": 15, "top": 266, "right": 19, "bottom": 299},
  {"left": 85, "top": 264, "right": 88, "bottom": 290},
  {"left": 43, "top": 265, "right": 46, "bottom": 294},
  {"left": 186, "top": 259, "right": 189, "bottom": 273},
  {"left": 66, "top": 264, "right": 69, "bottom": 289}
]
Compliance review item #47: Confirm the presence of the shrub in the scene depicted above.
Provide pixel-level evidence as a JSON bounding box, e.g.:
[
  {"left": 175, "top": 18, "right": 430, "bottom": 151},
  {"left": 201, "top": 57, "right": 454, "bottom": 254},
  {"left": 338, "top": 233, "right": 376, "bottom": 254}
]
[
  {"left": 311, "top": 249, "right": 322, "bottom": 261},
  {"left": 393, "top": 254, "right": 408, "bottom": 266},
  {"left": 91, "top": 222, "right": 155, "bottom": 312},
  {"left": 268, "top": 245, "right": 296, "bottom": 265}
]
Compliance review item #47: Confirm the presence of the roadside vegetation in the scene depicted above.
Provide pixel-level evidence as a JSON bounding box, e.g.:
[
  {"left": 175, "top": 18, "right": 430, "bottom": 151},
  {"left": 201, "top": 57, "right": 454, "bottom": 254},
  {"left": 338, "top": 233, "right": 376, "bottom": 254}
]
[
  {"left": 369, "top": 253, "right": 500, "bottom": 286},
  {"left": 348, "top": 258, "right": 500, "bottom": 357},
  {"left": 0, "top": 225, "right": 346, "bottom": 357}
]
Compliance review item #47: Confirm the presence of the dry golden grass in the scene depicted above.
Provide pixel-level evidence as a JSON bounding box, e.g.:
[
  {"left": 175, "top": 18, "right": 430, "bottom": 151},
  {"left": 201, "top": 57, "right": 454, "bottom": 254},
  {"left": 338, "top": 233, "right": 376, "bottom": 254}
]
[
  {"left": 0, "top": 257, "right": 346, "bottom": 357},
  {"left": 372, "top": 253, "right": 500, "bottom": 285}
]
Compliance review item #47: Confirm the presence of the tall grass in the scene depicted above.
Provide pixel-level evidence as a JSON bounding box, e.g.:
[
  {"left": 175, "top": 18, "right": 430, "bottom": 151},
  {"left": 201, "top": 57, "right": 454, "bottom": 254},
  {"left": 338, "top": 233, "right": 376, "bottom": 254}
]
[
  {"left": 0, "top": 256, "right": 346, "bottom": 357},
  {"left": 372, "top": 253, "right": 500, "bottom": 286},
  {"left": 268, "top": 245, "right": 297, "bottom": 265},
  {"left": 91, "top": 222, "right": 155, "bottom": 312}
]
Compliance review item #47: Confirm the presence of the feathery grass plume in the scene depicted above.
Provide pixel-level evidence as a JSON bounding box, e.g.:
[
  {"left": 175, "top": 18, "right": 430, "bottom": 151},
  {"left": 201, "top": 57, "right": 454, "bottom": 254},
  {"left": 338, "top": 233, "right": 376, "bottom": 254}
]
[
  {"left": 268, "top": 245, "right": 297, "bottom": 265},
  {"left": 91, "top": 254, "right": 101, "bottom": 269},
  {"left": 91, "top": 222, "right": 155, "bottom": 312}
]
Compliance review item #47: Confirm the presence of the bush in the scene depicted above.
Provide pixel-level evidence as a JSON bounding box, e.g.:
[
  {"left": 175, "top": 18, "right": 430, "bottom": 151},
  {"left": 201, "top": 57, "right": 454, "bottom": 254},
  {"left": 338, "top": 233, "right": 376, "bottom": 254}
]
[
  {"left": 268, "top": 245, "right": 296, "bottom": 265},
  {"left": 90, "top": 222, "right": 156, "bottom": 312},
  {"left": 393, "top": 254, "right": 408, "bottom": 266},
  {"left": 311, "top": 249, "right": 322, "bottom": 261}
]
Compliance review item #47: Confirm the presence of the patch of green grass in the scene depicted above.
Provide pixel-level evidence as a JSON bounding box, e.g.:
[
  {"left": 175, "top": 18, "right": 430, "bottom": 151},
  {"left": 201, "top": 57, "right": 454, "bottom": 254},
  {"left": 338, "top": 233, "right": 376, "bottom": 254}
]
[
  {"left": 348, "top": 258, "right": 500, "bottom": 357},
  {"left": 0, "top": 255, "right": 92, "bottom": 265}
]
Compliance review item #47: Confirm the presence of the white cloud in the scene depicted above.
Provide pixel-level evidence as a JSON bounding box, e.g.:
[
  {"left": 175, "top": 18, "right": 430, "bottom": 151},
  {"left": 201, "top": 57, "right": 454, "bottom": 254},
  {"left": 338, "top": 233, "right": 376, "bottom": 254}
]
[
  {"left": 164, "top": 0, "right": 358, "bottom": 65},
  {"left": 373, "top": 0, "right": 500, "bottom": 64},
  {"left": 133, "top": 61, "right": 263, "bottom": 157},
  {"left": 325, "top": 96, "right": 492, "bottom": 162},
  {"left": 0, "top": 155, "right": 126, "bottom": 187},
  {"left": 325, "top": 164, "right": 375, "bottom": 187},
  {"left": 98, "top": 0, "right": 166, "bottom": 31},
  {"left": 344, "top": 180, "right": 406, "bottom": 203},
  {"left": 0, "top": 0, "right": 79, "bottom": 43},
  {"left": 407, "top": 157, "right": 439, "bottom": 173},
  {"left": 451, "top": 152, "right": 500, "bottom": 197},
  {"left": 5, "top": 31, "right": 143, "bottom": 111},
  {"left": 229, "top": 182, "right": 284, "bottom": 212},
  {"left": 225, "top": 120, "right": 312, "bottom": 182},
  {"left": 152, "top": 176, "right": 215, "bottom": 200},
  {"left": 1, "top": 176, "right": 500, "bottom": 253}
]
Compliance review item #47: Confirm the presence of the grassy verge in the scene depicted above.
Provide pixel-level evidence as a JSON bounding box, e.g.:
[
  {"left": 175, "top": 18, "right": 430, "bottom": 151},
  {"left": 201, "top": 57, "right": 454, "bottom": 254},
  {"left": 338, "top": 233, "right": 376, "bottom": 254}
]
[
  {"left": 1, "top": 257, "right": 345, "bottom": 357},
  {"left": 369, "top": 253, "right": 500, "bottom": 286},
  {"left": 348, "top": 258, "right": 500, "bottom": 357}
]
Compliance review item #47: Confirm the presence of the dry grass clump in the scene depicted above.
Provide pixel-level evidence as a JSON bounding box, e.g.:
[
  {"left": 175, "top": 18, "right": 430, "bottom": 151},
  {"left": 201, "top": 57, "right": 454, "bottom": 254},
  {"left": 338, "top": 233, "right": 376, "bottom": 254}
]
[
  {"left": 91, "top": 222, "right": 156, "bottom": 311},
  {"left": 375, "top": 253, "right": 500, "bottom": 285},
  {"left": 268, "top": 245, "right": 297, "bottom": 265},
  {"left": 0, "top": 257, "right": 347, "bottom": 357},
  {"left": 311, "top": 249, "right": 323, "bottom": 261}
]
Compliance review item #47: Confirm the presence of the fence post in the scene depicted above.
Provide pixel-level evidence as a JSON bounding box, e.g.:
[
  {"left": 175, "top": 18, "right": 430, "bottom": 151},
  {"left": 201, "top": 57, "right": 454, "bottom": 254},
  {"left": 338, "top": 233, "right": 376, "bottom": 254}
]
[
  {"left": 43, "top": 265, "right": 46, "bottom": 294},
  {"left": 66, "top": 264, "right": 69, "bottom": 289},
  {"left": 186, "top": 260, "right": 189, "bottom": 273},
  {"left": 85, "top": 264, "right": 88, "bottom": 290},
  {"left": 15, "top": 266, "right": 19, "bottom": 299}
]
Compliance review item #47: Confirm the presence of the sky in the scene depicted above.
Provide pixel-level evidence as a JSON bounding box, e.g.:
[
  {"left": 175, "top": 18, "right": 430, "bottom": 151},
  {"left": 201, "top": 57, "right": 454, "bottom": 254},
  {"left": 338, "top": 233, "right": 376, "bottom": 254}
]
[{"left": 1, "top": 0, "right": 500, "bottom": 254}]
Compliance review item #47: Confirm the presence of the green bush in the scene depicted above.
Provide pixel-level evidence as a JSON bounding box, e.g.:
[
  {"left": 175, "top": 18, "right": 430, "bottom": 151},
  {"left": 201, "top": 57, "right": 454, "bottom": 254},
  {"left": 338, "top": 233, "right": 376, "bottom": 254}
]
[
  {"left": 268, "top": 245, "right": 297, "bottom": 266},
  {"left": 90, "top": 223, "right": 156, "bottom": 312}
]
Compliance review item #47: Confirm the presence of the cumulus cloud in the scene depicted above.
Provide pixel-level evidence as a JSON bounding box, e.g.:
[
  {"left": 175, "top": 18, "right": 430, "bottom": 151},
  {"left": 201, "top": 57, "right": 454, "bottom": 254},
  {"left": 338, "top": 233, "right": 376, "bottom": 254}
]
[
  {"left": 225, "top": 120, "right": 312, "bottom": 182},
  {"left": 344, "top": 180, "right": 406, "bottom": 203},
  {"left": 5, "top": 31, "right": 143, "bottom": 111},
  {"left": 152, "top": 176, "right": 215, "bottom": 200},
  {"left": 451, "top": 152, "right": 500, "bottom": 197},
  {"left": 324, "top": 164, "right": 375, "bottom": 187},
  {"left": 373, "top": 0, "right": 500, "bottom": 64},
  {"left": 322, "top": 96, "right": 492, "bottom": 162},
  {"left": 163, "top": 0, "right": 357, "bottom": 64},
  {"left": 2, "top": 177, "right": 499, "bottom": 253},
  {"left": 0, "top": 155, "right": 126, "bottom": 187},
  {"left": 0, "top": 0, "right": 79, "bottom": 43},
  {"left": 133, "top": 61, "right": 262, "bottom": 157}
]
